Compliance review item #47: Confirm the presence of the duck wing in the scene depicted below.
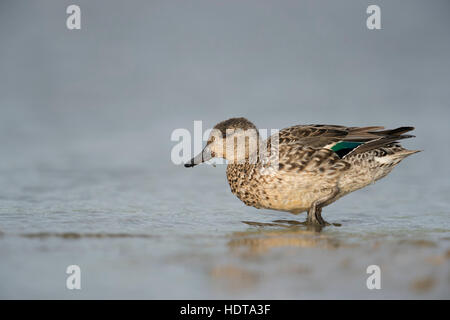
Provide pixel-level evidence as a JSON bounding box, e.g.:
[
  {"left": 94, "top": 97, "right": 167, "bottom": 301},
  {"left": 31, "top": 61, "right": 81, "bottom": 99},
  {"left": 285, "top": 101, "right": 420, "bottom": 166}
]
[{"left": 274, "top": 124, "right": 415, "bottom": 158}]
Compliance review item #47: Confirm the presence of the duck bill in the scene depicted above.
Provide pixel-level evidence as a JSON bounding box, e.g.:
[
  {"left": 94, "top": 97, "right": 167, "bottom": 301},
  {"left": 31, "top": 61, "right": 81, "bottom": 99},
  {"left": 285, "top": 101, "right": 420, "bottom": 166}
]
[{"left": 184, "top": 146, "right": 213, "bottom": 167}]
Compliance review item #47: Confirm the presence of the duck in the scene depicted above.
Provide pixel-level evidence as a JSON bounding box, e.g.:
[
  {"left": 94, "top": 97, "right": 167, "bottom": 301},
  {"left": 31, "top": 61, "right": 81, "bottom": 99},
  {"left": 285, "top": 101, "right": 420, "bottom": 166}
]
[{"left": 184, "top": 117, "right": 419, "bottom": 226}]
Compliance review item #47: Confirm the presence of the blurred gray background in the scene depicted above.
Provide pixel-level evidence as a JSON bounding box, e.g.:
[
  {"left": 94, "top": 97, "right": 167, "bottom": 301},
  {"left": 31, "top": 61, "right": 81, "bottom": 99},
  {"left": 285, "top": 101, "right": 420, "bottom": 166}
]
[
  {"left": 1, "top": 0, "right": 449, "bottom": 172},
  {"left": 0, "top": 0, "right": 449, "bottom": 299}
]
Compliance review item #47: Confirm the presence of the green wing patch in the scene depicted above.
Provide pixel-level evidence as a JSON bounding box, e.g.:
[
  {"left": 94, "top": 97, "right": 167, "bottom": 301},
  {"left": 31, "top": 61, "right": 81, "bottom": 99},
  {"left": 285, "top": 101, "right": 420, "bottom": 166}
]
[{"left": 331, "top": 141, "right": 364, "bottom": 158}]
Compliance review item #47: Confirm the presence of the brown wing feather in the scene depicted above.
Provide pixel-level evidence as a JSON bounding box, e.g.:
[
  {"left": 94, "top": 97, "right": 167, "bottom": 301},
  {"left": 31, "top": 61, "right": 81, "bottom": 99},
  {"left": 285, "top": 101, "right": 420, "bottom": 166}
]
[
  {"left": 343, "top": 134, "right": 415, "bottom": 158},
  {"left": 276, "top": 124, "right": 415, "bottom": 156},
  {"left": 277, "top": 125, "right": 348, "bottom": 148},
  {"left": 278, "top": 125, "right": 385, "bottom": 147},
  {"left": 368, "top": 126, "right": 415, "bottom": 136}
]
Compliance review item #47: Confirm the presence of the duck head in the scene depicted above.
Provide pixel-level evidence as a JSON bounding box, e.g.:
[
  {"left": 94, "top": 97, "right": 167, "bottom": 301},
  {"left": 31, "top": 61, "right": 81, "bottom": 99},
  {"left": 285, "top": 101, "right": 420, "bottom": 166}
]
[{"left": 184, "top": 117, "right": 260, "bottom": 167}]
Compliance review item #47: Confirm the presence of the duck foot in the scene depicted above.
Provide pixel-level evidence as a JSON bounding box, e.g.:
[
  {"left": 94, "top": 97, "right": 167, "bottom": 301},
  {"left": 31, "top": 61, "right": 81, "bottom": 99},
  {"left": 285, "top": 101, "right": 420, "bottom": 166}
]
[
  {"left": 272, "top": 219, "right": 305, "bottom": 226},
  {"left": 241, "top": 221, "right": 287, "bottom": 228},
  {"left": 273, "top": 219, "right": 341, "bottom": 227}
]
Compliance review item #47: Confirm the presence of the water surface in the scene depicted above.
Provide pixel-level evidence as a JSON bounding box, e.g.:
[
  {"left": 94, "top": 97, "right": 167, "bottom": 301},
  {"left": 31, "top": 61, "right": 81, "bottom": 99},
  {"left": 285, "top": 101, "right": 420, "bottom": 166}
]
[{"left": 0, "top": 0, "right": 449, "bottom": 299}]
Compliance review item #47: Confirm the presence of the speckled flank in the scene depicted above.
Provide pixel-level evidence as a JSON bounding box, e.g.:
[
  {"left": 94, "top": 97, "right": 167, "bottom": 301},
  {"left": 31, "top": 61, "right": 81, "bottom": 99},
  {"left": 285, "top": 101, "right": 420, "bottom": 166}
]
[
  {"left": 227, "top": 146, "right": 350, "bottom": 213},
  {"left": 190, "top": 118, "right": 419, "bottom": 225}
]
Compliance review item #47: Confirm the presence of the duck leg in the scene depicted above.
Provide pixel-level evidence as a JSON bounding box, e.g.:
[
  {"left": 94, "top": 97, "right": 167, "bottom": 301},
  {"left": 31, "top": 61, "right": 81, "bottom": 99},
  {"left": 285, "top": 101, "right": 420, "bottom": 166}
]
[
  {"left": 307, "top": 187, "right": 340, "bottom": 226},
  {"left": 307, "top": 203, "right": 328, "bottom": 226}
]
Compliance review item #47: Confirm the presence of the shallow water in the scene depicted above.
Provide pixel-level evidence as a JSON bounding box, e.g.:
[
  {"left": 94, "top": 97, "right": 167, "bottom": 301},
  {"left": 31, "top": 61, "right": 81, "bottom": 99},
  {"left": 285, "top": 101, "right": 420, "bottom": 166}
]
[
  {"left": 0, "top": 157, "right": 449, "bottom": 299},
  {"left": 0, "top": 0, "right": 449, "bottom": 299}
]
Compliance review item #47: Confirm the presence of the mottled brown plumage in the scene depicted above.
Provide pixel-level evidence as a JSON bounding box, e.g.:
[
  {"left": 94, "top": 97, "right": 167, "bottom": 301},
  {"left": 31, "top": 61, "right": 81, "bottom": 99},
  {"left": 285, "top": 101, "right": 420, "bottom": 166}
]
[{"left": 185, "top": 118, "right": 419, "bottom": 226}]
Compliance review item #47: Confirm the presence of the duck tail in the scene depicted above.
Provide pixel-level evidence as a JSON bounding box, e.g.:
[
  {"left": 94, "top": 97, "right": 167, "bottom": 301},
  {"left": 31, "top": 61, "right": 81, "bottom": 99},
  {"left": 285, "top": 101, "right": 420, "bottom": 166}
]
[
  {"left": 343, "top": 126, "right": 417, "bottom": 158},
  {"left": 370, "top": 126, "right": 415, "bottom": 136},
  {"left": 391, "top": 149, "right": 421, "bottom": 159}
]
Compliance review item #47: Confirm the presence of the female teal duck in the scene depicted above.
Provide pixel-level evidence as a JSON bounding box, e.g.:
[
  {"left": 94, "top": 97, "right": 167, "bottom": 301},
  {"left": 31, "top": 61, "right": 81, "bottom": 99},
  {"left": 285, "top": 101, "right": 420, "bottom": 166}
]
[{"left": 185, "top": 118, "right": 419, "bottom": 226}]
